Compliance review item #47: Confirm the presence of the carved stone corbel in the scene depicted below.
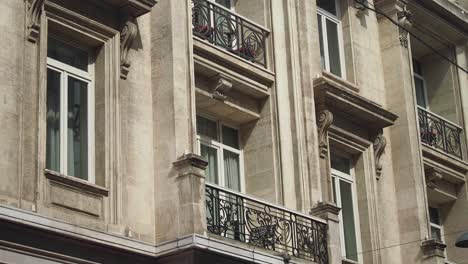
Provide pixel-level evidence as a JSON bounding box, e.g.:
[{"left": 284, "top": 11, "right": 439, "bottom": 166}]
[
  {"left": 425, "top": 168, "right": 443, "bottom": 189},
  {"left": 373, "top": 132, "right": 386, "bottom": 179},
  {"left": 209, "top": 74, "right": 233, "bottom": 101},
  {"left": 353, "top": 0, "right": 367, "bottom": 17},
  {"left": 397, "top": 9, "right": 413, "bottom": 48},
  {"left": 26, "top": 0, "right": 45, "bottom": 43},
  {"left": 317, "top": 110, "right": 333, "bottom": 159},
  {"left": 120, "top": 19, "right": 138, "bottom": 79}
]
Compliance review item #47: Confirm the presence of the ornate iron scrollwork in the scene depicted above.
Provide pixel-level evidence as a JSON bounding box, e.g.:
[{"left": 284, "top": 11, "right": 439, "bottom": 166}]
[
  {"left": 192, "top": 0, "right": 268, "bottom": 68},
  {"left": 205, "top": 184, "right": 329, "bottom": 263},
  {"left": 417, "top": 107, "right": 463, "bottom": 159}
]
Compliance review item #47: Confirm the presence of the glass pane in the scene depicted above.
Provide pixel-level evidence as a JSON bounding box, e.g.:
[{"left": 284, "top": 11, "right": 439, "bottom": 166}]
[
  {"left": 224, "top": 150, "right": 240, "bottom": 191},
  {"left": 431, "top": 226, "right": 442, "bottom": 241},
  {"left": 326, "top": 19, "right": 342, "bottom": 77},
  {"left": 216, "top": 0, "right": 231, "bottom": 8},
  {"left": 48, "top": 37, "right": 88, "bottom": 71},
  {"left": 201, "top": 144, "right": 219, "bottom": 184},
  {"left": 413, "top": 59, "right": 422, "bottom": 75},
  {"left": 46, "top": 69, "right": 61, "bottom": 172},
  {"left": 317, "top": 14, "right": 326, "bottom": 70},
  {"left": 331, "top": 155, "right": 351, "bottom": 174},
  {"left": 317, "top": 0, "right": 337, "bottom": 15},
  {"left": 67, "top": 77, "right": 88, "bottom": 180},
  {"left": 429, "top": 207, "right": 440, "bottom": 225},
  {"left": 332, "top": 176, "right": 337, "bottom": 204},
  {"left": 414, "top": 77, "right": 427, "bottom": 108},
  {"left": 197, "top": 116, "right": 218, "bottom": 140},
  {"left": 222, "top": 125, "right": 239, "bottom": 149},
  {"left": 340, "top": 180, "right": 358, "bottom": 261}
]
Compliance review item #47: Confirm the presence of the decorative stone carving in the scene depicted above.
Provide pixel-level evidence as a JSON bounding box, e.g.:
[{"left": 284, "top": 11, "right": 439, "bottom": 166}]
[
  {"left": 397, "top": 10, "right": 413, "bottom": 48},
  {"left": 26, "top": 0, "right": 45, "bottom": 43},
  {"left": 209, "top": 74, "right": 233, "bottom": 101},
  {"left": 425, "top": 168, "right": 443, "bottom": 189},
  {"left": 421, "top": 238, "right": 446, "bottom": 258},
  {"left": 120, "top": 19, "right": 138, "bottom": 79},
  {"left": 317, "top": 110, "right": 333, "bottom": 159},
  {"left": 353, "top": 0, "right": 367, "bottom": 17},
  {"left": 373, "top": 132, "right": 387, "bottom": 178}
]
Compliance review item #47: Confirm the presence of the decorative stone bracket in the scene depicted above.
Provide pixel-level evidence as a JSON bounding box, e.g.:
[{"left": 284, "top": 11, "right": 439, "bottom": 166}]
[
  {"left": 353, "top": 0, "right": 367, "bottom": 17},
  {"left": 425, "top": 168, "right": 443, "bottom": 189},
  {"left": 373, "top": 132, "right": 387, "bottom": 179},
  {"left": 26, "top": 0, "right": 45, "bottom": 43},
  {"left": 209, "top": 74, "right": 233, "bottom": 101},
  {"left": 120, "top": 19, "right": 138, "bottom": 80},
  {"left": 421, "top": 238, "right": 446, "bottom": 258},
  {"left": 397, "top": 9, "right": 413, "bottom": 48},
  {"left": 317, "top": 110, "right": 334, "bottom": 159}
]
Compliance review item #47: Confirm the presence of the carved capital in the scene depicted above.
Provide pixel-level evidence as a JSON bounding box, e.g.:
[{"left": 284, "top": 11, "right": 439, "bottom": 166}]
[
  {"left": 209, "top": 74, "right": 233, "bottom": 101},
  {"left": 120, "top": 19, "right": 138, "bottom": 79},
  {"left": 421, "top": 238, "right": 446, "bottom": 258},
  {"left": 317, "top": 110, "right": 334, "bottom": 159},
  {"left": 26, "top": 0, "right": 45, "bottom": 43},
  {"left": 397, "top": 10, "right": 413, "bottom": 48},
  {"left": 373, "top": 132, "right": 387, "bottom": 179}
]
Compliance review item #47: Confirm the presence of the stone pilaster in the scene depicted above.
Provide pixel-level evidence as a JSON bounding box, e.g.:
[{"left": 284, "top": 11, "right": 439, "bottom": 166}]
[{"left": 311, "top": 202, "right": 341, "bottom": 264}]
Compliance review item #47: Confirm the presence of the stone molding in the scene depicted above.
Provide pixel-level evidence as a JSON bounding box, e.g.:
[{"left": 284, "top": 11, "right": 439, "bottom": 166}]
[
  {"left": 421, "top": 238, "right": 447, "bottom": 258},
  {"left": 373, "top": 132, "right": 387, "bottom": 179},
  {"left": 120, "top": 18, "right": 138, "bottom": 79},
  {"left": 173, "top": 153, "right": 209, "bottom": 179},
  {"left": 45, "top": 170, "right": 109, "bottom": 197},
  {"left": 396, "top": 10, "right": 413, "bottom": 48},
  {"left": 317, "top": 110, "right": 334, "bottom": 159},
  {"left": 310, "top": 201, "right": 341, "bottom": 223},
  {"left": 26, "top": 0, "right": 45, "bottom": 43},
  {"left": 425, "top": 167, "right": 443, "bottom": 189}
]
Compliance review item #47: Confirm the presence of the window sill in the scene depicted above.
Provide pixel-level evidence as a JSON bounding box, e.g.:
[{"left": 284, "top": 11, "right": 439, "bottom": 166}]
[
  {"left": 45, "top": 170, "right": 109, "bottom": 197},
  {"left": 321, "top": 70, "right": 359, "bottom": 93},
  {"left": 342, "top": 258, "right": 359, "bottom": 264}
]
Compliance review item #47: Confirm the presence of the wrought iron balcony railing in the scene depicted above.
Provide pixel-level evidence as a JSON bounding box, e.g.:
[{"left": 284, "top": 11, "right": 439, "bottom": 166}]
[
  {"left": 192, "top": 0, "right": 269, "bottom": 68},
  {"left": 205, "top": 183, "right": 328, "bottom": 263},
  {"left": 417, "top": 107, "right": 463, "bottom": 159}
]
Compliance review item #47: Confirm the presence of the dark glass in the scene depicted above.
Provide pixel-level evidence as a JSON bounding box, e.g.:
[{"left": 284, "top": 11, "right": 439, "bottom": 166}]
[
  {"left": 46, "top": 69, "right": 61, "bottom": 172},
  {"left": 197, "top": 116, "right": 218, "bottom": 140},
  {"left": 67, "top": 77, "right": 88, "bottom": 180},
  {"left": 331, "top": 154, "right": 351, "bottom": 174},
  {"left": 326, "top": 19, "right": 342, "bottom": 76},
  {"left": 318, "top": 14, "right": 326, "bottom": 70},
  {"left": 429, "top": 207, "right": 440, "bottom": 225},
  {"left": 317, "top": 0, "right": 337, "bottom": 15},
  {"left": 222, "top": 125, "right": 239, "bottom": 149},
  {"left": 413, "top": 59, "right": 423, "bottom": 75},
  {"left": 48, "top": 37, "right": 88, "bottom": 71},
  {"left": 340, "top": 180, "right": 358, "bottom": 261},
  {"left": 216, "top": 0, "right": 231, "bottom": 8}
]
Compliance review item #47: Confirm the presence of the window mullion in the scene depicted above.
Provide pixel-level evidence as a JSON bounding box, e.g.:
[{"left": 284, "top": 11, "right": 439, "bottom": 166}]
[{"left": 61, "top": 72, "right": 68, "bottom": 175}]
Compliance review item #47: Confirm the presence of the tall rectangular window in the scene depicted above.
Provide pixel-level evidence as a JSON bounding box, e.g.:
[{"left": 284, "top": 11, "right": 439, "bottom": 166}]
[
  {"left": 197, "top": 116, "right": 242, "bottom": 192},
  {"left": 317, "top": 0, "right": 344, "bottom": 77},
  {"left": 46, "top": 36, "right": 95, "bottom": 182},
  {"left": 331, "top": 154, "right": 361, "bottom": 262},
  {"left": 413, "top": 59, "right": 428, "bottom": 108}
]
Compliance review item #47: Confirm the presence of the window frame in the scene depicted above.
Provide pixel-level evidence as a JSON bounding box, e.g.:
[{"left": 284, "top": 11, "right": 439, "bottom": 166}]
[
  {"left": 331, "top": 154, "right": 362, "bottom": 263},
  {"left": 317, "top": 0, "right": 346, "bottom": 79},
  {"left": 196, "top": 115, "right": 245, "bottom": 193},
  {"left": 413, "top": 66, "right": 429, "bottom": 109},
  {"left": 46, "top": 35, "right": 96, "bottom": 183}
]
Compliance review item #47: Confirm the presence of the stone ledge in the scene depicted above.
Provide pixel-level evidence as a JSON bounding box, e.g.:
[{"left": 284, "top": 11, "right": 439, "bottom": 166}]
[
  {"left": 310, "top": 201, "right": 341, "bottom": 223},
  {"left": 45, "top": 170, "right": 109, "bottom": 197},
  {"left": 421, "top": 238, "right": 447, "bottom": 258}
]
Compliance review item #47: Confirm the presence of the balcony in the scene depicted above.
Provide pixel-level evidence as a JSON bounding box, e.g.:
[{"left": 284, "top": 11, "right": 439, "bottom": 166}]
[
  {"left": 205, "top": 183, "right": 329, "bottom": 264},
  {"left": 192, "top": 0, "right": 269, "bottom": 68},
  {"left": 417, "top": 107, "right": 463, "bottom": 159}
]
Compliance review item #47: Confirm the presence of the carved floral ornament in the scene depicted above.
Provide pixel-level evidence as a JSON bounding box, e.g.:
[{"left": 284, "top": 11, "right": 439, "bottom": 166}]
[
  {"left": 396, "top": 9, "right": 413, "bottom": 48},
  {"left": 373, "top": 132, "right": 387, "bottom": 179},
  {"left": 120, "top": 19, "right": 138, "bottom": 80},
  {"left": 317, "top": 110, "right": 334, "bottom": 159},
  {"left": 26, "top": 0, "right": 45, "bottom": 43}
]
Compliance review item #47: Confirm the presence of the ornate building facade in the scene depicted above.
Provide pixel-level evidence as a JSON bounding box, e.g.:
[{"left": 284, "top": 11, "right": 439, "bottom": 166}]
[{"left": 0, "top": 0, "right": 467, "bottom": 263}]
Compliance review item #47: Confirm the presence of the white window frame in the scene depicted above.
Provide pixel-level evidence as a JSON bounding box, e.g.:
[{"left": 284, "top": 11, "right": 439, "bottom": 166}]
[
  {"left": 46, "top": 37, "right": 95, "bottom": 183},
  {"left": 331, "top": 156, "right": 362, "bottom": 263},
  {"left": 413, "top": 70, "right": 429, "bottom": 110},
  {"left": 317, "top": 0, "right": 346, "bottom": 79},
  {"left": 196, "top": 115, "right": 245, "bottom": 193}
]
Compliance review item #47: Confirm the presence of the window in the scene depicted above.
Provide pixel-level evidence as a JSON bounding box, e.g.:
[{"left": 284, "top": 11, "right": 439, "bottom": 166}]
[
  {"left": 197, "top": 116, "right": 243, "bottom": 192},
  {"left": 317, "top": 0, "right": 345, "bottom": 77},
  {"left": 413, "top": 59, "right": 428, "bottom": 108},
  {"left": 331, "top": 154, "right": 361, "bottom": 262},
  {"left": 429, "top": 206, "right": 443, "bottom": 241},
  {"left": 46, "top": 36, "right": 95, "bottom": 182}
]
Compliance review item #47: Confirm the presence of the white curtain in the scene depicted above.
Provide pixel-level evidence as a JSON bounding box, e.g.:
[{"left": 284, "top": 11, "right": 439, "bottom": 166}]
[{"left": 224, "top": 150, "right": 240, "bottom": 191}]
